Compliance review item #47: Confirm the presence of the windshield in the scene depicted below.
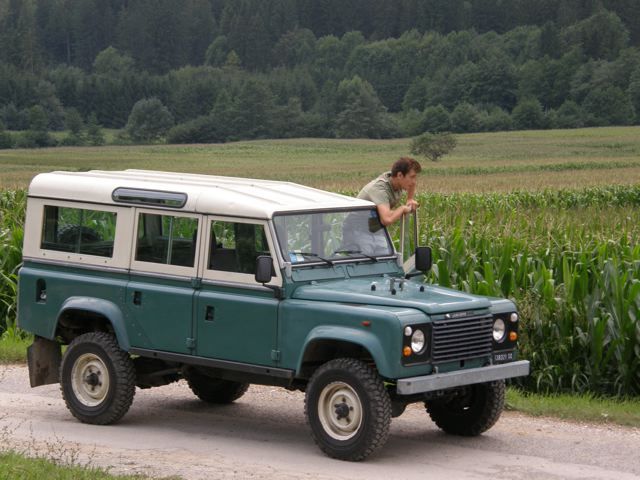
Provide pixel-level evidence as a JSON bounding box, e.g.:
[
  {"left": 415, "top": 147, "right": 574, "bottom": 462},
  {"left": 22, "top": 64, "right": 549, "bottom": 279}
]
[{"left": 273, "top": 208, "right": 394, "bottom": 265}]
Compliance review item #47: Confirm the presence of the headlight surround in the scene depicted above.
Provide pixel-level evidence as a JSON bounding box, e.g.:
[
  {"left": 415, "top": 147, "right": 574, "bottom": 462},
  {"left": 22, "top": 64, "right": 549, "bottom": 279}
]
[
  {"left": 493, "top": 318, "right": 506, "bottom": 342},
  {"left": 411, "top": 329, "right": 426, "bottom": 353}
]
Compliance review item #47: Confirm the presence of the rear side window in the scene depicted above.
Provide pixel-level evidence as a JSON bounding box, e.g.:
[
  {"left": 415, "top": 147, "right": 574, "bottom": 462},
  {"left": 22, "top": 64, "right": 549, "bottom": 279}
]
[
  {"left": 41, "top": 206, "right": 117, "bottom": 257},
  {"left": 135, "top": 213, "right": 198, "bottom": 267}
]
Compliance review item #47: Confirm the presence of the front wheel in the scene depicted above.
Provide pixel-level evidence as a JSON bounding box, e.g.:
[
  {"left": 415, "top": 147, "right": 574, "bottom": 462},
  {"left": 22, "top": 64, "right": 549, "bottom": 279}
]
[
  {"left": 305, "top": 358, "right": 391, "bottom": 461},
  {"left": 426, "top": 380, "right": 505, "bottom": 436},
  {"left": 60, "top": 332, "right": 136, "bottom": 425}
]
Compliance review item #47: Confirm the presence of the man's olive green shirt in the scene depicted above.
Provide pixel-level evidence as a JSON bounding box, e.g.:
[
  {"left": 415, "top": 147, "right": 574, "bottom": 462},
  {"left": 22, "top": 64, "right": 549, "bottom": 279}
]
[{"left": 357, "top": 171, "right": 401, "bottom": 208}]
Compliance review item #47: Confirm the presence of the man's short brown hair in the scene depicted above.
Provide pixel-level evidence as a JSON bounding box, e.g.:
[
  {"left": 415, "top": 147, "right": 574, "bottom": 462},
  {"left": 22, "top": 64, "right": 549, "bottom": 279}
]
[{"left": 391, "top": 157, "right": 422, "bottom": 177}]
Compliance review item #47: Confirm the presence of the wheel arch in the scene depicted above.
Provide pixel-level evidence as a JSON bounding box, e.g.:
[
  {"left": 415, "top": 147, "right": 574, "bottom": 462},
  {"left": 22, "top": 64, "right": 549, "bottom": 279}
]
[
  {"left": 297, "top": 326, "right": 391, "bottom": 380},
  {"left": 56, "top": 297, "right": 130, "bottom": 350}
]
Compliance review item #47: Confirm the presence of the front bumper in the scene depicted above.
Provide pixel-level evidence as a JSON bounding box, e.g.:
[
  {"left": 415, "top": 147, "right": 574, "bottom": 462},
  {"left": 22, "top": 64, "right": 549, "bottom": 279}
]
[{"left": 396, "top": 360, "right": 530, "bottom": 395}]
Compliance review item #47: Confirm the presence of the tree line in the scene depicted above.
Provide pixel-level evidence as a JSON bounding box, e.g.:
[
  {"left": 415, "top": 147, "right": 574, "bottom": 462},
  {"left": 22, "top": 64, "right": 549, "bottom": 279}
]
[{"left": 0, "top": 0, "right": 639, "bottom": 147}]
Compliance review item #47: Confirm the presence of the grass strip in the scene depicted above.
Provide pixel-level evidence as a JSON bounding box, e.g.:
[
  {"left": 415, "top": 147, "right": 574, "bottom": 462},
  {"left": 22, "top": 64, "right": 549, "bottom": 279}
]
[
  {"left": 0, "top": 451, "right": 157, "bottom": 480},
  {"left": 0, "top": 335, "right": 29, "bottom": 364},
  {"left": 506, "top": 387, "right": 640, "bottom": 428}
]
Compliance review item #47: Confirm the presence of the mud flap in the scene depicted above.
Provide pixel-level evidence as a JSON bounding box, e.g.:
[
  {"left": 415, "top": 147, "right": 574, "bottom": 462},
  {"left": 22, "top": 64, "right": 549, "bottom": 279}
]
[{"left": 27, "top": 336, "right": 62, "bottom": 387}]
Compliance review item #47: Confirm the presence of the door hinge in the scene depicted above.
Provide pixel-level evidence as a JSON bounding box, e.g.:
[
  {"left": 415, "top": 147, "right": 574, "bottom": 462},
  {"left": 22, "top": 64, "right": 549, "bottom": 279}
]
[
  {"left": 270, "top": 350, "right": 281, "bottom": 361},
  {"left": 186, "top": 338, "right": 196, "bottom": 349}
]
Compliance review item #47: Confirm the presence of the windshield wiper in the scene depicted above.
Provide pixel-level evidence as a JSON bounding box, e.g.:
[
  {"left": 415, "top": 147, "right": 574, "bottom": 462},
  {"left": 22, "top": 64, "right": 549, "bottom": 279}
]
[
  {"left": 294, "top": 252, "right": 334, "bottom": 266},
  {"left": 332, "top": 249, "right": 378, "bottom": 262}
]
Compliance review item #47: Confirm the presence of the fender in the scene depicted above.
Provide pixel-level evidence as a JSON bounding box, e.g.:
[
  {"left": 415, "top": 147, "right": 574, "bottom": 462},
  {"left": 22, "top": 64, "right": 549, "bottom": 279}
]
[
  {"left": 58, "top": 296, "right": 131, "bottom": 351},
  {"left": 297, "top": 325, "right": 394, "bottom": 378}
]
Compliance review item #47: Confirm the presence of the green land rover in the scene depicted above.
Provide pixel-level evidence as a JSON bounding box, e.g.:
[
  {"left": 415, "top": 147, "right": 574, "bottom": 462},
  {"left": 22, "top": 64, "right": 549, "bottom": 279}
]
[{"left": 18, "top": 169, "right": 529, "bottom": 461}]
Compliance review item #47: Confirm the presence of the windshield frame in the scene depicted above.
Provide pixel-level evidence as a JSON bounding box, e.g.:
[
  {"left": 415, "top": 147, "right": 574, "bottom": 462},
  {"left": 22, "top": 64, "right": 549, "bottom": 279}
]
[{"left": 272, "top": 206, "right": 397, "bottom": 268}]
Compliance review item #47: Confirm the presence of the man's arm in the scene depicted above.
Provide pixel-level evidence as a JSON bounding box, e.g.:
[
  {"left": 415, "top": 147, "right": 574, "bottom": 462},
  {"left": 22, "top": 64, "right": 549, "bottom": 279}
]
[
  {"left": 406, "top": 183, "right": 419, "bottom": 211},
  {"left": 376, "top": 203, "right": 412, "bottom": 226}
]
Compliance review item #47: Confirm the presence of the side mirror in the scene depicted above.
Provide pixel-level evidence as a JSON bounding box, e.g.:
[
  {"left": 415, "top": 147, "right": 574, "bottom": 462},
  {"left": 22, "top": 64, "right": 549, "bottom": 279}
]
[
  {"left": 255, "top": 255, "right": 274, "bottom": 284},
  {"left": 415, "top": 246, "right": 432, "bottom": 272}
]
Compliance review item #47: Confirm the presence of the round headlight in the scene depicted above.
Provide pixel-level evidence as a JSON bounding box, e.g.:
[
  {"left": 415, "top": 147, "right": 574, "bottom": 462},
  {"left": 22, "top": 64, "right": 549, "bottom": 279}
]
[
  {"left": 493, "top": 318, "right": 506, "bottom": 342},
  {"left": 411, "top": 329, "right": 426, "bottom": 353}
]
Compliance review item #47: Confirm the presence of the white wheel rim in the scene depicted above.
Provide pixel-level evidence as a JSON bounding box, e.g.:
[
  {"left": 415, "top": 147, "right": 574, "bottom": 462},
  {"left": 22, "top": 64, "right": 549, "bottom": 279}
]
[
  {"left": 71, "top": 353, "right": 110, "bottom": 407},
  {"left": 317, "top": 381, "right": 363, "bottom": 441}
]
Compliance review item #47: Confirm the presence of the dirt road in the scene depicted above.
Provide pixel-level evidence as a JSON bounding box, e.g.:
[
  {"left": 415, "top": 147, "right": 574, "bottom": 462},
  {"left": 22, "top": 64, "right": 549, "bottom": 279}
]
[{"left": 1, "top": 364, "right": 639, "bottom": 480}]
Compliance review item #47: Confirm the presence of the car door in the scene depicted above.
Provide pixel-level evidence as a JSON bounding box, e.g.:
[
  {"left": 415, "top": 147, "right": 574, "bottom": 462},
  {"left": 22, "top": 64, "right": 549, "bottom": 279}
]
[
  {"left": 126, "top": 209, "right": 201, "bottom": 354},
  {"left": 194, "top": 216, "right": 281, "bottom": 366}
]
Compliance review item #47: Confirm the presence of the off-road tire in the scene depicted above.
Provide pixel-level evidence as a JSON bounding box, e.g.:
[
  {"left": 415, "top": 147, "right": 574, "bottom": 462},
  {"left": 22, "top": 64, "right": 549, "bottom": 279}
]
[
  {"left": 184, "top": 368, "right": 249, "bottom": 404},
  {"left": 305, "top": 358, "right": 391, "bottom": 461},
  {"left": 60, "top": 332, "right": 136, "bottom": 425},
  {"left": 426, "top": 380, "right": 505, "bottom": 436}
]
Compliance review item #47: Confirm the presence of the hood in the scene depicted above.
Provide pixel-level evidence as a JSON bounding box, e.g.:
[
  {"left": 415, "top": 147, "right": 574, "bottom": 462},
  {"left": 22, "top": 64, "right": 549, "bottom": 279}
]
[{"left": 292, "top": 277, "right": 493, "bottom": 316}]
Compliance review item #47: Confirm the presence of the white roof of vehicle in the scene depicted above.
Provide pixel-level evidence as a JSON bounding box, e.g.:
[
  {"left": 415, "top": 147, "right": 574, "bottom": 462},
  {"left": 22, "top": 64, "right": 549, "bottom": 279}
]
[{"left": 28, "top": 169, "right": 372, "bottom": 219}]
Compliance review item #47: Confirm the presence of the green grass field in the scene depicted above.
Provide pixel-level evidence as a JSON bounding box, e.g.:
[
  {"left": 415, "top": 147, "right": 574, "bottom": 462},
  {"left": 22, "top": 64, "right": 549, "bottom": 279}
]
[{"left": 2, "top": 126, "right": 640, "bottom": 192}]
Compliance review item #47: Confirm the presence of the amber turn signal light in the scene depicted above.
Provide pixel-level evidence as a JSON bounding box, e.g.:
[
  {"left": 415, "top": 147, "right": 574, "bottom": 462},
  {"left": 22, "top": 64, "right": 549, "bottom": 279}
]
[
  {"left": 509, "top": 331, "right": 518, "bottom": 341},
  {"left": 403, "top": 346, "right": 412, "bottom": 357}
]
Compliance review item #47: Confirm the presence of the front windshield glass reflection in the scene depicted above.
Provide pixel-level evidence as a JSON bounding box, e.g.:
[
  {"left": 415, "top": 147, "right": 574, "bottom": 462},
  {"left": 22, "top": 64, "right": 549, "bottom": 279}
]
[{"left": 273, "top": 209, "right": 394, "bottom": 264}]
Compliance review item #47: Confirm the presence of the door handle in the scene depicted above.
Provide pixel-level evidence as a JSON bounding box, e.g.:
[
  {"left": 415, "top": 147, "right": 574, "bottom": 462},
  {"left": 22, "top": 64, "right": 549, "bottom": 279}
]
[
  {"left": 205, "top": 305, "right": 215, "bottom": 321},
  {"left": 133, "top": 291, "right": 142, "bottom": 305}
]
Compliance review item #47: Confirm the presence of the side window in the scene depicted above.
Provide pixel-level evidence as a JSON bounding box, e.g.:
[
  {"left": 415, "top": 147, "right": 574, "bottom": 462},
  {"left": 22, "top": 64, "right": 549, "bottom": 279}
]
[
  {"left": 208, "top": 221, "right": 269, "bottom": 274},
  {"left": 135, "top": 213, "right": 198, "bottom": 267},
  {"left": 41, "top": 205, "right": 116, "bottom": 257}
]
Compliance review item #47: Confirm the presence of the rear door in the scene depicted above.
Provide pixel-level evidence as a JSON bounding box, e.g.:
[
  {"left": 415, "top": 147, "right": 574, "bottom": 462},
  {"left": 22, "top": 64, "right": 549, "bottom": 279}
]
[{"left": 126, "top": 209, "right": 202, "bottom": 354}]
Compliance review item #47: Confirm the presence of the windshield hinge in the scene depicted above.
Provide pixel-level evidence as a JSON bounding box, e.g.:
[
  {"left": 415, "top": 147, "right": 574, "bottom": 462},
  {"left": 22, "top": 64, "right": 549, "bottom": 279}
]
[{"left": 271, "top": 349, "right": 281, "bottom": 361}]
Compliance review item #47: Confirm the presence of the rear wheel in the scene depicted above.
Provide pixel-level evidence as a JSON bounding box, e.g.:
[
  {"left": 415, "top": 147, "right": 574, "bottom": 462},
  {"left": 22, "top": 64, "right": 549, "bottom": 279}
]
[
  {"left": 184, "top": 368, "right": 249, "bottom": 404},
  {"left": 305, "top": 358, "right": 391, "bottom": 461},
  {"left": 60, "top": 332, "right": 136, "bottom": 425},
  {"left": 426, "top": 380, "right": 505, "bottom": 436}
]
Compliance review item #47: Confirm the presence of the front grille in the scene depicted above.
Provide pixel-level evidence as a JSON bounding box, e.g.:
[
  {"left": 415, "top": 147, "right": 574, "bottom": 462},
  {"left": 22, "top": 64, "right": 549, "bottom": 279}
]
[{"left": 432, "top": 314, "right": 493, "bottom": 364}]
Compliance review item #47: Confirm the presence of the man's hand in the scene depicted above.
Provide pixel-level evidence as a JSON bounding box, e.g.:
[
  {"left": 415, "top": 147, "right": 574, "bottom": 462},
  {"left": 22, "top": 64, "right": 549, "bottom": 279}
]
[{"left": 406, "top": 199, "right": 419, "bottom": 212}]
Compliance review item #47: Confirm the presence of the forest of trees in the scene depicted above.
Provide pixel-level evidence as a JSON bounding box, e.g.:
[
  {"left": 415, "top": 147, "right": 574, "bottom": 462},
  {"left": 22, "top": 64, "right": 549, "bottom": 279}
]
[{"left": 1, "top": 0, "right": 639, "bottom": 146}]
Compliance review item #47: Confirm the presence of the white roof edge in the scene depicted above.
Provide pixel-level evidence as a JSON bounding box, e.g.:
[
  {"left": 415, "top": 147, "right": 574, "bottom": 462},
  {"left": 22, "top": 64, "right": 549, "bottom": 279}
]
[{"left": 28, "top": 170, "right": 373, "bottom": 219}]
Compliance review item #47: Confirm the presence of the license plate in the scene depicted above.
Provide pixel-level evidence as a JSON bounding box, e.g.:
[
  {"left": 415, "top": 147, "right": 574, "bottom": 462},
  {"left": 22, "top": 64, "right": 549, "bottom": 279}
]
[{"left": 493, "top": 351, "right": 514, "bottom": 363}]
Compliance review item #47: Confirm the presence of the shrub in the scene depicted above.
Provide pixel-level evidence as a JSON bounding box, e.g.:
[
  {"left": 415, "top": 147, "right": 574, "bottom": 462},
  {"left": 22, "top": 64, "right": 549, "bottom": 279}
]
[
  {"left": 481, "top": 107, "right": 513, "bottom": 132},
  {"left": 450, "top": 103, "right": 481, "bottom": 133},
  {"left": 582, "top": 86, "right": 635, "bottom": 126},
  {"left": 512, "top": 98, "right": 545, "bottom": 130},
  {"left": 410, "top": 132, "right": 457, "bottom": 162},
  {"left": 421, "top": 105, "right": 451, "bottom": 133},
  {"left": 14, "top": 130, "right": 57, "bottom": 148},
  {"left": 0, "top": 131, "right": 13, "bottom": 149},
  {"left": 126, "top": 98, "right": 174, "bottom": 142},
  {"left": 166, "top": 115, "right": 223, "bottom": 144}
]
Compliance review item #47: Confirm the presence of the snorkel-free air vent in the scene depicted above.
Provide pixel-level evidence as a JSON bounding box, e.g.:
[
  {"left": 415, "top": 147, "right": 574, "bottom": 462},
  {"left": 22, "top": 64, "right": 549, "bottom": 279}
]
[{"left": 112, "top": 188, "right": 187, "bottom": 208}]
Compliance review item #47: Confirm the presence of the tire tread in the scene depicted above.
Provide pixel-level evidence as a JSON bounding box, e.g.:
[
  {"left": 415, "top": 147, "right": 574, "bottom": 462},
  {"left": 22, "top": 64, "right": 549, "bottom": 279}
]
[
  {"left": 305, "top": 358, "right": 391, "bottom": 461},
  {"left": 60, "top": 332, "right": 136, "bottom": 425}
]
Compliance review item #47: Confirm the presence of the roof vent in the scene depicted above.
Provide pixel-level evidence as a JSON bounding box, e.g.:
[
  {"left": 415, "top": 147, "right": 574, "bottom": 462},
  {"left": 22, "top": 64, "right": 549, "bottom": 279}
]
[{"left": 112, "top": 188, "right": 187, "bottom": 208}]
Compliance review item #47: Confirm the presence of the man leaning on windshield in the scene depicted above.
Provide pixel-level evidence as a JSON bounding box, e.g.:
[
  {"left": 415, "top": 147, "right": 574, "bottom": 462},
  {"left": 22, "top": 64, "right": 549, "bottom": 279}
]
[
  {"left": 343, "top": 157, "right": 422, "bottom": 255},
  {"left": 358, "top": 157, "right": 422, "bottom": 226}
]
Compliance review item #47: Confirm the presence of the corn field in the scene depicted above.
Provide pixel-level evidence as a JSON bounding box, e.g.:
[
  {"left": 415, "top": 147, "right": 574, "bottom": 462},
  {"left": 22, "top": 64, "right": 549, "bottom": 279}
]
[
  {"left": 1, "top": 186, "right": 639, "bottom": 396},
  {"left": 0, "top": 190, "right": 25, "bottom": 338},
  {"left": 416, "top": 185, "right": 640, "bottom": 397}
]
